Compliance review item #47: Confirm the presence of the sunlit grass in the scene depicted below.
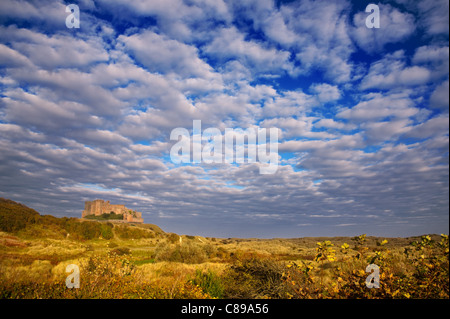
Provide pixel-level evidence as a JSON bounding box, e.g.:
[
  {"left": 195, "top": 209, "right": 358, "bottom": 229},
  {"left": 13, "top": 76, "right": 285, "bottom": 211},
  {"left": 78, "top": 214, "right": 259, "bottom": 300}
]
[{"left": 0, "top": 230, "right": 448, "bottom": 299}]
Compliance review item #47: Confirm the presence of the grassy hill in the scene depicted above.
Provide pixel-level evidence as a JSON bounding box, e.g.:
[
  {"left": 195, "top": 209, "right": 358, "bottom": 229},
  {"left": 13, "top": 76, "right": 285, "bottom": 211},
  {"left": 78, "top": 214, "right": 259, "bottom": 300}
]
[
  {"left": 0, "top": 198, "right": 164, "bottom": 240},
  {"left": 0, "top": 198, "right": 41, "bottom": 233}
]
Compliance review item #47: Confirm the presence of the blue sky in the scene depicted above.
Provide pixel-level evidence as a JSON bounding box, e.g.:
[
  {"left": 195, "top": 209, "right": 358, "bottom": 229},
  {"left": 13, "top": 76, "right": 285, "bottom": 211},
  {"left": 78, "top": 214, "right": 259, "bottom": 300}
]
[{"left": 0, "top": 0, "right": 448, "bottom": 238}]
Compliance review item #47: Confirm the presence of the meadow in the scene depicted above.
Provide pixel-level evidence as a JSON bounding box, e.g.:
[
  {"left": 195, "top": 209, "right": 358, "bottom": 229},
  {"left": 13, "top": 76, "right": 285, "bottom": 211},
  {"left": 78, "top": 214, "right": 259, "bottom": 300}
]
[{"left": 0, "top": 198, "right": 448, "bottom": 299}]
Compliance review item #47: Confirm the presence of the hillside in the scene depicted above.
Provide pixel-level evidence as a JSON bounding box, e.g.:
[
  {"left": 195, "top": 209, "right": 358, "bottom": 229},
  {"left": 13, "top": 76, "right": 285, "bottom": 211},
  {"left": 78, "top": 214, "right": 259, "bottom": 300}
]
[
  {"left": 0, "top": 197, "right": 439, "bottom": 245},
  {"left": 0, "top": 198, "right": 41, "bottom": 233},
  {"left": 0, "top": 198, "right": 164, "bottom": 240},
  {"left": 0, "top": 198, "right": 448, "bottom": 299}
]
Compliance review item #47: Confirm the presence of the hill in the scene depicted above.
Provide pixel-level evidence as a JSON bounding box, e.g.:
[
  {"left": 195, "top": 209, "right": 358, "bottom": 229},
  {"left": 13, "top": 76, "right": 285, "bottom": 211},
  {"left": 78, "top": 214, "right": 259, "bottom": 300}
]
[
  {"left": 0, "top": 198, "right": 41, "bottom": 232},
  {"left": 0, "top": 198, "right": 164, "bottom": 240}
]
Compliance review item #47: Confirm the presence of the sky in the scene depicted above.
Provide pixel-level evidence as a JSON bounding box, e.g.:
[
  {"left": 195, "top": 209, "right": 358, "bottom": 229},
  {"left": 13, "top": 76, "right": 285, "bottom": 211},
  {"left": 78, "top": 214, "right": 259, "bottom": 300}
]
[{"left": 0, "top": 0, "right": 448, "bottom": 238}]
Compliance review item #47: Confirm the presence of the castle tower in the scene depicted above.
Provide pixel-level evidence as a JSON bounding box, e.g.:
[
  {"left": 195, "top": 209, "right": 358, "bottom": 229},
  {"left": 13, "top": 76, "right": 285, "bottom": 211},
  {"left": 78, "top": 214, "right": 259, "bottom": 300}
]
[
  {"left": 82, "top": 199, "right": 106, "bottom": 217},
  {"left": 82, "top": 199, "right": 144, "bottom": 223}
]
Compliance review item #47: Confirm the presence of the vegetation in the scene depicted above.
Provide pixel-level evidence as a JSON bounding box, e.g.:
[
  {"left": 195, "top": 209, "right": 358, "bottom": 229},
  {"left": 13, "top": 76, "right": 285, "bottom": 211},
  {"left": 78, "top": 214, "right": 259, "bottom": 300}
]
[
  {"left": 114, "top": 224, "right": 156, "bottom": 240},
  {"left": 0, "top": 198, "right": 41, "bottom": 233},
  {"left": 0, "top": 198, "right": 448, "bottom": 299},
  {"left": 0, "top": 198, "right": 114, "bottom": 240},
  {"left": 84, "top": 212, "right": 123, "bottom": 220}
]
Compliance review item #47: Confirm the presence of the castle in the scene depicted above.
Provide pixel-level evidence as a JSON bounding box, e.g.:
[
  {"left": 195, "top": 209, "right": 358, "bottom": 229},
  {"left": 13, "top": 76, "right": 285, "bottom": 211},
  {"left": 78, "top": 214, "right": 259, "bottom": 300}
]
[{"left": 82, "top": 199, "right": 144, "bottom": 223}]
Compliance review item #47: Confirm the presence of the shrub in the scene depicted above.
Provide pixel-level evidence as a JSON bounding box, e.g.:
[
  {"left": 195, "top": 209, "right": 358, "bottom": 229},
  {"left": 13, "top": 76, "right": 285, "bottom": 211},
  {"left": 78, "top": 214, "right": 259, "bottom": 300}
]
[
  {"left": 84, "top": 212, "right": 123, "bottom": 220},
  {"left": 63, "top": 220, "right": 102, "bottom": 240},
  {"left": 0, "top": 198, "right": 40, "bottom": 233},
  {"left": 167, "top": 233, "right": 180, "bottom": 243},
  {"left": 223, "top": 257, "right": 290, "bottom": 298},
  {"left": 17, "top": 223, "right": 66, "bottom": 240},
  {"left": 154, "top": 242, "right": 208, "bottom": 264},
  {"left": 114, "top": 225, "right": 155, "bottom": 239},
  {"left": 100, "top": 223, "right": 114, "bottom": 240},
  {"left": 111, "top": 247, "right": 132, "bottom": 256},
  {"left": 190, "top": 269, "right": 224, "bottom": 298},
  {"left": 283, "top": 234, "right": 450, "bottom": 299},
  {"left": 108, "top": 242, "right": 119, "bottom": 248}
]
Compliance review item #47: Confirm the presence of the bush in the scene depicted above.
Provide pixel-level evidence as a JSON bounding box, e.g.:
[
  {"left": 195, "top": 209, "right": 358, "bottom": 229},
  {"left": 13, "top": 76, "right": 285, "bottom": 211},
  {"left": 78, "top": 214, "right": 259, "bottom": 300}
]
[
  {"left": 84, "top": 212, "right": 123, "bottom": 220},
  {"left": 114, "top": 225, "right": 155, "bottom": 239},
  {"left": 190, "top": 269, "right": 224, "bottom": 298},
  {"left": 283, "top": 234, "right": 450, "bottom": 299},
  {"left": 63, "top": 220, "right": 101, "bottom": 240},
  {"left": 155, "top": 242, "right": 208, "bottom": 264},
  {"left": 0, "top": 198, "right": 40, "bottom": 233},
  {"left": 167, "top": 233, "right": 180, "bottom": 243},
  {"left": 108, "top": 242, "right": 119, "bottom": 248},
  {"left": 223, "top": 258, "right": 290, "bottom": 298},
  {"left": 17, "top": 223, "right": 67, "bottom": 239},
  {"left": 100, "top": 223, "right": 114, "bottom": 240},
  {"left": 111, "top": 247, "right": 132, "bottom": 256}
]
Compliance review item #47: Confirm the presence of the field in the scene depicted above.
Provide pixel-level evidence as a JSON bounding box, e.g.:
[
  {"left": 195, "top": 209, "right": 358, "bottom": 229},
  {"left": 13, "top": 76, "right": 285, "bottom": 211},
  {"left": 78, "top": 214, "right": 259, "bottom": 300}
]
[{"left": 0, "top": 198, "right": 448, "bottom": 299}]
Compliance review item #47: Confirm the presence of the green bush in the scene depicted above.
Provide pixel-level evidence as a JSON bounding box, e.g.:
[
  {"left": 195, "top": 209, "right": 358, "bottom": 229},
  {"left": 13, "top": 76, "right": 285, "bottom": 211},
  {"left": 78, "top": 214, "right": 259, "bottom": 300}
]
[
  {"left": 114, "top": 225, "right": 155, "bottom": 239},
  {"left": 111, "top": 247, "right": 132, "bottom": 255},
  {"left": 0, "top": 198, "right": 40, "bottom": 233},
  {"left": 84, "top": 212, "right": 123, "bottom": 220},
  {"left": 100, "top": 223, "right": 114, "bottom": 240},
  {"left": 154, "top": 242, "right": 207, "bottom": 264},
  {"left": 190, "top": 269, "right": 224, "bottom": 298},
  {"left": 63, "top": 220, "right": 115, "bottom": 240}
]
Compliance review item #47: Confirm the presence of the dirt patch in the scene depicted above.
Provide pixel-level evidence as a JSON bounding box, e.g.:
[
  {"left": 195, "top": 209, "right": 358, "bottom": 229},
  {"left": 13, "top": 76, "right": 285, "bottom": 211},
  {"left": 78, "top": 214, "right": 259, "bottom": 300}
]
[{"left": 0, "top": 234, "right": 28, "bottom": 248}]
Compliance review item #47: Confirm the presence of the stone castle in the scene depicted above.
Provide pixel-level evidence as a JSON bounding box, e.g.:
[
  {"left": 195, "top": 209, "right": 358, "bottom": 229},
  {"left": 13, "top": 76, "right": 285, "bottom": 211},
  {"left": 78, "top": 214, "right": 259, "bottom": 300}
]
[{"left": 82, "top": 199, "right": 144, "bottom": 223}]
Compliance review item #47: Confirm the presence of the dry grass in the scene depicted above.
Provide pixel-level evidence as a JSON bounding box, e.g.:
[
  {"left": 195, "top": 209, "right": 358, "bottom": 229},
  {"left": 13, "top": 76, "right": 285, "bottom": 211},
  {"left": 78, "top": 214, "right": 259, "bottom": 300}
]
[{"left": 0, "top": 230, "right": 448, "bottom": 299}]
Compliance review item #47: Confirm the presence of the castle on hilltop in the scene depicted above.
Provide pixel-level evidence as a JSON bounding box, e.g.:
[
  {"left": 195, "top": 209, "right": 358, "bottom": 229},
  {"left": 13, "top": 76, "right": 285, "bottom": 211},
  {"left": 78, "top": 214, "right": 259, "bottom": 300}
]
[{"left": 82, "top": 199, "right": 144, "bottom": 223}]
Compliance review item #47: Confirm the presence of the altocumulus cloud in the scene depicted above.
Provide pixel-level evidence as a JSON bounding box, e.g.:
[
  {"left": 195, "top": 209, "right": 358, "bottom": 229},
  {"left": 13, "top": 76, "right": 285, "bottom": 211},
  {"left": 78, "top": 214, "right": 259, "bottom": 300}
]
[{"left": 0, "top": 0, "right": 448, "bottom": 238}]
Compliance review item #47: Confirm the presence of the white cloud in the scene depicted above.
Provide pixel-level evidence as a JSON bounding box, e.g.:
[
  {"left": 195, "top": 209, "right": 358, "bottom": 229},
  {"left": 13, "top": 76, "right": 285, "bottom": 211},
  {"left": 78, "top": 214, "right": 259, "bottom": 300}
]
[
  {"left": 360, "top": 50, "right": 431, "bottom": 90},
  {"left": 351, "top": 3, "right": 416, "bottom": 53},
  {"left": 337, "top": 92, "right": 418, "bottom": 122},
  {"left": 363, "top": 119, "right": 412, "bottom": 144},
  {"left": 118, "top": 30, "right": 216, "bottom": 79},
  {"left": 0, "top": 0, "right": 67, "bottom": 29},
  {"left": 412, "top": 45, "right": 449, "bottom": 80},
  {"left": 98, "top": 0, "right": 232, "bottom": 42},
  {"left": 260, "top": 117, "right": 335, "bottom": 139},
  {"left": 413, "top": 45, "right": 449, "bottom": 65},
  {"left": 405, "top": 114, "right": 449, "bottom": 138},
  {"left": 261, "top": 90, "right": 317, "bottom": 118},
  {"left": 2, "top": 88, "right": 101, "bottom": 131},
  {"left": 309, "top": 83, "right": 341, "bottom": 103},
  {"left": 284, "top": 0, "right": 355, "bottom": 82},
  {"left": 417, "top": 0, "right": 449, "bottom": 36},
  {"left": 0, "top": 26, "right": 109, "bottom": 69},
  {"left": 260, "top": 10, "right": 298, "bottom": 47},
  {"left": 204, "top": 26, "right": 295, "bottom": 76},
  {"left": 430, "top": 80, "right": 449, "bottom": 111},
  {"left": 0, "top": 43, "right": 32, "bottom": 68},
  {"left": 314, "top": 118, "right": 355, "bottom": 131}
]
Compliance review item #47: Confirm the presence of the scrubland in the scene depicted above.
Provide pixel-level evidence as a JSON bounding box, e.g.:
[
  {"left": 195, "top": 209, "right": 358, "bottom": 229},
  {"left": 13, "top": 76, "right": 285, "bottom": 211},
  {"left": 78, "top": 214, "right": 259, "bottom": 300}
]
[{"left": 0, "top": 198, "right": 448, "bottom": 299}]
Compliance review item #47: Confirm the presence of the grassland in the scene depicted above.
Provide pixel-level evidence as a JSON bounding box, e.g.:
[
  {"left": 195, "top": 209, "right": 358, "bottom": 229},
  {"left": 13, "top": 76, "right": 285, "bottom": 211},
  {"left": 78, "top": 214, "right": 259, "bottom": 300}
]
[{"left": 0, "top": 198, "right": 448, "bottom": 299}]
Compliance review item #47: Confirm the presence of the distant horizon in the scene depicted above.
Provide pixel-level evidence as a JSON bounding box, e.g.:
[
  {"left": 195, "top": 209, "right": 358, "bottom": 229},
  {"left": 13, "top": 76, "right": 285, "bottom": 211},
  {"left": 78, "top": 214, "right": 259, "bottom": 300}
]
[
  {"left": 1, "top": 0, "right": 448, "bottom": 239},
  {"left": 1, "top": 196, "right": 446, "bottom": 240}
]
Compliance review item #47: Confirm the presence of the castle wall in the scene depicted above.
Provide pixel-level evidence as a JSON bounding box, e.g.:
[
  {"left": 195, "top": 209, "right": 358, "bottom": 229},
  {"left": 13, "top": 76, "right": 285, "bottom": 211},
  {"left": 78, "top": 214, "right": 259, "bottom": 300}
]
[
  {"left": 123, "top": 211, "right": 144, "bottom": 223},
  {"left": 82, "top": 199, "right": 143, "bottom": 223},
  {"left": 82, "top": 199, "right": 105, "bottom": 216}
]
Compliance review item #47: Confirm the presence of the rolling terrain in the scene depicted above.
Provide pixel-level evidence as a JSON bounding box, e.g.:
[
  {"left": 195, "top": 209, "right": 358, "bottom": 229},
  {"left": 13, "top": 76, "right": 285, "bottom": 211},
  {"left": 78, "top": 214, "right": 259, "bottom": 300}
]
[{"left": 0, "top": 198, "right": 448, "bottom": 299}]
